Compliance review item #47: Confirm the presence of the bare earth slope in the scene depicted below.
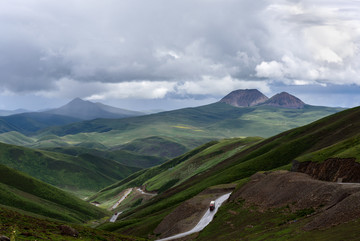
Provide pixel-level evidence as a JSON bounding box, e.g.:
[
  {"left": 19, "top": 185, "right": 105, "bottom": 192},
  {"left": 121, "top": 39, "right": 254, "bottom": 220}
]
[{"left": 232, "top": 171, "right": 360, "bottom": 230}]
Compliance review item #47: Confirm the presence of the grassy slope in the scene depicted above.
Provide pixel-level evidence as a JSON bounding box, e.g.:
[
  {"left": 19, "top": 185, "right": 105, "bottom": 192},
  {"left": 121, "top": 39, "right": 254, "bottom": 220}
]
[
  {"left": 143, "top": 137, "right": 262, "bottom": 192},
  {"left": 0, "top": 104, "right": 342, "bottom": 166},
  {"left": 0, "top": 164, "right": 108, "bottom": 223},
  {"left": 0, "top": 206, "right": 143, "bottom": 240},
  {"left": 296, "top": 133, "right": 360, "bottom": 163},
  {"left": 0, "top": 142, "right": 140, "bottom": 193},
  {"left": 0, "top": 112, "right": 81, "bottom": 135},
  {"left": 19, "top": 103, "right": 341, "bottom": 150},
  {"left": 98, "top": 106, "right": 360, "bottom": 238},
  {"left": 42, "top": 146, "right": 167, "bottom": 168},
  {"left": 113, "top": 136, "right": 188, "bottom": 159},
  {"left": 89, "top": 141, "right": 223, "bottom": 203}
]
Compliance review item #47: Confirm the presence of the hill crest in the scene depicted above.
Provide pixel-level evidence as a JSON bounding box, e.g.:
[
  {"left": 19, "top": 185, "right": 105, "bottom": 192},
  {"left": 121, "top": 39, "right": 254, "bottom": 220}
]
[
  {"left": 45, "top": 98, "right": 143, "bottom": 120},
  {"left": 263, "top": 91, "right": 305, "bottom": 109},
  {"left": 219, "top": 89, "right": 269, "bottom": 107},
  {"left": 220, "top": 89, "right": 306, "bottom": 109}
]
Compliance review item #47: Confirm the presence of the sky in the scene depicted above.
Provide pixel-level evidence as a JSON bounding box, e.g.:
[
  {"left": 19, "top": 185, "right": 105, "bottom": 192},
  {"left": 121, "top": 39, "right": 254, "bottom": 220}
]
[{"left": 0, "top": 0, "right": 360, "bottom": 111}]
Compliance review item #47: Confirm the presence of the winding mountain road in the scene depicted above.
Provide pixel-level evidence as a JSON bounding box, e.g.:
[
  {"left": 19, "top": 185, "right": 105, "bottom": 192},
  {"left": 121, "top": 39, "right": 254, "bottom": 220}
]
[
  {"left": 156, "top": 192, "right": 232, "bottom": 241},
  {"left": 109, "top": 211, "right": 122, "bottom": 223},
  {"left": 136, "top": 187, "right": 157, "bottom": 196},
  {"left": 111, "top": 188, "right": 133, "bottom": 210}
]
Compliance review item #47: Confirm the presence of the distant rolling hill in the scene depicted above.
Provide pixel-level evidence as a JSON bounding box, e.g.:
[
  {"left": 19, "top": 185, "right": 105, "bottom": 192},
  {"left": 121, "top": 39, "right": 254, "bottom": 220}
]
[
  {"left": 42, "top": 146, "right": 168, "bottom": 169},
  {"left": 0, "top": 108, "right": 28, "bottom": 116},
  {"left": 112, "top": 136, "right": 188, "bottom": 159},
  {"left": 45, "top": 97, "right": 144, "bottom": 120},
  {"left": 0, "top": 89, "right": 344, "bottom": 170},
  {"left": 34, "top": 101, "right": 343, "bottom": 151},
  {"left": 0, "top": 141, "right": 140, "bottom": 195},
  {"left": 0, "top": 112, "right": 81, "bottom": 135}
]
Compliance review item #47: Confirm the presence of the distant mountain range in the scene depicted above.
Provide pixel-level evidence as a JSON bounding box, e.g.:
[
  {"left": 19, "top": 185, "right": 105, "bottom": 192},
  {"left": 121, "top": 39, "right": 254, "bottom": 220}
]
[
  {"left": 45, "top": 98, "right": 144, "bottom": 120},
  {"left": 0, "top": 98, "right": 144, "bottom": 134},
  {"left": 219, "top": 89, "right": 305, "bottom": 109},
  {"left": 0, "top": 89, "right": 345, "bottom": 163},
  {"left": 0, "top": 108, "right": 28, "bottom": 116}
]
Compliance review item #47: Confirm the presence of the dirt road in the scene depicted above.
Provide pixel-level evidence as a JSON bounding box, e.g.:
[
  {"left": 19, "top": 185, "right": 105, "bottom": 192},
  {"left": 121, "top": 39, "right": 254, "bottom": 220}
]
[{"left": 111, "top": 188, "right": 133, "bottom": 210}]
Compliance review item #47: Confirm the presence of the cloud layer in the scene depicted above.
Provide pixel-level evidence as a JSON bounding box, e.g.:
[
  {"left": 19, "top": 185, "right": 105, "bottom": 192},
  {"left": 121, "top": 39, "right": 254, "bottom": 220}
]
[{"left": 0, "top": 0, "right": 359, "bottom": 107}]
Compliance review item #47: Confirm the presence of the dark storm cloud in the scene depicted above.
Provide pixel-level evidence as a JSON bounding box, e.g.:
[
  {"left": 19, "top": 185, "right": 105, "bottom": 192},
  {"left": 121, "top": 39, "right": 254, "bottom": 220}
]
[
  {"left": 0, "top": 0, "right": 270, "bottom": 91},
  {"left": 0, "top": 0, "right": 359, "bottom": 104}
]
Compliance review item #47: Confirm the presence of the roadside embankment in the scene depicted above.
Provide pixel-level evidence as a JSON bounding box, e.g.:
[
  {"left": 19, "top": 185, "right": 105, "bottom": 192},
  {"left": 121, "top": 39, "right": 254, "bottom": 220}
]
[
  {"left": 292, "top": 158, "right": 360, "bottom": 182},
  {"left": 231, "top": 171, "right": 360, "bottom": 230}
]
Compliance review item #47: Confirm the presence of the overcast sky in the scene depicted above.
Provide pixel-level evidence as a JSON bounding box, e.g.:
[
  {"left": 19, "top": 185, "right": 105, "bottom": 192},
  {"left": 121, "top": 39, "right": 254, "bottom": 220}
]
[{"left": 0, "top": 0, "right": 360, "bottom": 111}]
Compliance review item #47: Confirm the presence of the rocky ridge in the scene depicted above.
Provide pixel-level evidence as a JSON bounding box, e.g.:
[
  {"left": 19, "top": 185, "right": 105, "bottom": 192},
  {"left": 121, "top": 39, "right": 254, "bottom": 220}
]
[
  {"left": 263, "top": 92, "right": 305, "bottom": 109},
  {"left": 220, "top": 89, "right": 306, "bottom": 109},
  {"left": 219, "top": 89, "right": 269, "bottom": 107}
]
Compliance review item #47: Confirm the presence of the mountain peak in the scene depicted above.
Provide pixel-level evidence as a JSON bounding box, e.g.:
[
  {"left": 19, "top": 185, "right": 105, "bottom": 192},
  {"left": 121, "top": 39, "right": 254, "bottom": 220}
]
[
  {"left": 219, "top": 89, "right": 269, "bottom": 107},
  {"left": 68, "top": 97, "right": 88, "bottom": 104},
  {"left": 45, "top": 98, "right": 143, "bottom": 120},
  {"left": 263, "top": 92, "right": 305, "bottom": 109}
]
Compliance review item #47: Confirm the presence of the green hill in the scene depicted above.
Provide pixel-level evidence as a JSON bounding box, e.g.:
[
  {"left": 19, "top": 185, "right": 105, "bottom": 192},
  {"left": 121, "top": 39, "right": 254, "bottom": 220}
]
[
  {"left": 112, "top": 136, "right": 188, "bottom": 159},
  {"left": 0, "top": 163, "right": 108, "bottom": 223},
  {"left": 0, "top": 142, "right": 140, "bottom": 195},
  {"left": 0, "top": 206, "right": 142, "bottom": 241},
  {"left": 0, "top": 112, "right": 81, "bottom": 135},
  {"left": 94, "top": 105, "right": 360, "bottom": 239},
  {"left": 0, "top": 102, "right": 343, "bottom": 168},
  {"left": 12, "top": 103, "right": 339, "bottom": 158},
  {"left": 42, "top": 103, "right": 342, "bottom": 138},
  {"left": 42, "top": 146, "right": 167, "bottom": 168}
]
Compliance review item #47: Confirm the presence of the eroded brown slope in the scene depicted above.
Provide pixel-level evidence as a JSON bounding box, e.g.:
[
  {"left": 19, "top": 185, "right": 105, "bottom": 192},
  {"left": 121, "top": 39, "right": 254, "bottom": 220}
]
[
  {"left": 293, "top": 158, "right": 360, "bottom": 182},
  {"left": 231, "top": 171, "right": 360, "bottom": 230}
]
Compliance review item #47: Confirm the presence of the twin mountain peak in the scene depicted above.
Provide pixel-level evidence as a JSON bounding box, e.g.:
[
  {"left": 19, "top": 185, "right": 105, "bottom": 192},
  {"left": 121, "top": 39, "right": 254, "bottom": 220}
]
[
  {"left": 220, "top": 89, "right": 305, "bottom": 109},
  {"left": 52, "top": 89, "right": 304, "bottom": 121}
]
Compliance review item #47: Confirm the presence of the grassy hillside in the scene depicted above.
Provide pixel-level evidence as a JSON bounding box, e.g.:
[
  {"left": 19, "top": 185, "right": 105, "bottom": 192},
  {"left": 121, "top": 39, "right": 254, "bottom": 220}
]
[
  {"left": 0, "top": 142, "right": 140, "bottom": 195},
  {"left": 41, "top": 103, "right": 342, "bottom": 137},
  {"left": 0, "top": 112, "right": 81, "bottom": 135},
  {"left": 96, "top": 106, "right": 360, "bottom": 239},
  {"left": 89, "top": 140, "right": 224, "bottom": 204},
  {"left": 112, "top": 136, "right": 188, "bottom": 159},
  {"left": 0, "top": 103, "right": 342, "bottom": 163},
  {"left": 0, "top": 206, "right": 142, "bottom": 241},
  {"left": 42, "top": 146, "right": 167, "bottom": 168},
  {"left": 0, "top": 164, "right": 108, "bottom": 223}
]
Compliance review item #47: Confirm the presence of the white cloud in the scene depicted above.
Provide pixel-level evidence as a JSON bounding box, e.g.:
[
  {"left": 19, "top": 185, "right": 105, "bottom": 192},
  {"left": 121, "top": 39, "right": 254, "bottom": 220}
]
[
  {"left": 255, "top": 61, "right": 284, "bottom": 79},
  {"left": 0, "top": 0, "right": 360, "bottom": 109},
  {"left": 177, "top": 75, "right": 271, "bottom": 96},
  {"left": 36, "top": 78, "right": 177, "bottom": 100}
]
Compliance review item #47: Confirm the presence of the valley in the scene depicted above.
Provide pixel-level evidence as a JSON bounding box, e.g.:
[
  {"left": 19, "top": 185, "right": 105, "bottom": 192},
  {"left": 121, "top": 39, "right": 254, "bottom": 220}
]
[{"left": 0, "top": 89, "right": 359, "bottom": 240}]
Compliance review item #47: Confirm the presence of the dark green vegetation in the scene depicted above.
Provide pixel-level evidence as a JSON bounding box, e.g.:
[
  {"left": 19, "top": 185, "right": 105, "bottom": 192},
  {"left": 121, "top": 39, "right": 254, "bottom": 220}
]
[
  {"left": 113, "top": 136, "right": 188, "bottom": 159},
  {"left": 94, "top": 105, "right": 360, "bottom": 239},
  {"left": 43, "top": 146, "right": 167, "bottom": 168},
  {"left": 0, "top": 112, "right": 80, "bottom": 135},
  {"left": 0, "top": 206, "right": 143, "bottom": 240},
  {"left": 0, "top": 164, "right": 108, "bottom": 223},
  {"left": 0, "top": 103, "right": 342, "bottom": 155},
  {"left": 0, "top": 141, "right": 140, "bottom": 194},
  {"left": 89, "top": 138, "right": 260, "bottom": 204},
  {"left": 41, "top": 103, "right": 342, "bottom": 138}
]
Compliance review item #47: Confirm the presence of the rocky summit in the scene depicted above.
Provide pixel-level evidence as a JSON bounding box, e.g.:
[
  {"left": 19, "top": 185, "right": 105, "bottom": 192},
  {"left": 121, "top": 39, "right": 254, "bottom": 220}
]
[
  {"left": 219, "top": 89, "right": 269, "bottom": 107},
  {"left": 263, "top": 92, "right": 305, "bottom": 109}
]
